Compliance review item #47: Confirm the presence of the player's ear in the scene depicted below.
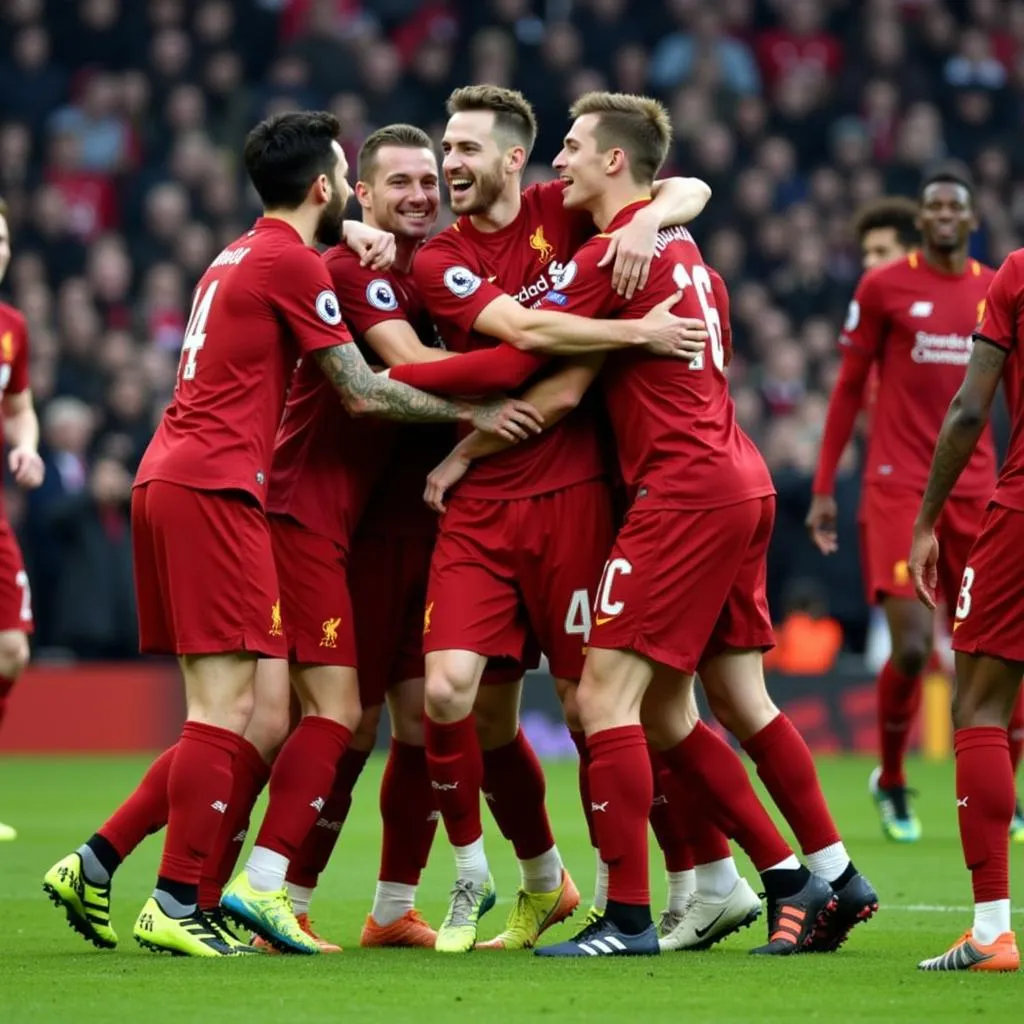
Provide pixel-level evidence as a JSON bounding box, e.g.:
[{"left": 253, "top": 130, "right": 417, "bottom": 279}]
[
  {"left": 310, "top": 172, "right": 331, "bottom": 206},
  {"left": 606, "top": 147, "right": 626, "bottom": 177},
  {"left": 354, "top": 180, "right": 372, "bottom": 212},
  {"left": 506, "top": 144, "right": 527, "bottom": 175}
]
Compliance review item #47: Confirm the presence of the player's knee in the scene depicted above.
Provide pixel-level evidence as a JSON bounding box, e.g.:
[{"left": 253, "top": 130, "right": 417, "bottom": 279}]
[
  {"left": 705, "top": 683, "right": 777, "bottom": 743},
  {"left": 0, "top": 631, "right": 29, "bottom": 680},
  {"left": 350, "top": 703, "right": 381, "bottom": 751},
  {"left": 559, "top": 682, "right": 582, "bottom": 733},
  {"left": 892, "top": 640, "right": 930, "bottom": 679},
  {"left": 577, "top": 675, "right": 634, "bottom": 734},
  {"left": 245, "top": 698, "right": 292, "bottom": 761},
  {"left": 425, "top": 670, "right": 474, "bottom": 722},
  {"left": 473, "top": 703, "right": 518, "bottom": 750}
]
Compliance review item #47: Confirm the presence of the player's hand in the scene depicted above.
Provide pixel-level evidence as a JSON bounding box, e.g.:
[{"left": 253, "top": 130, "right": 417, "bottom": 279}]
[
  {"left": 469, "top": 397, "right": 544, "bottom": 442},
  {"left": 424, "top": 451, "right": 471, "bottom": 514},
  {"left": 637, "top": 292, "right": 708, "bottom": 358},
  {"left": 9, "top": 446, "right": 44, "bottom": 490},
  {"left": 343, "top": 221, "right": 397, "bottom": 270},
  {"left": 908, "top": 524, "right": 939, "bottom": 611},
  {"left": 599, "top": 211, "right": 658, "bottom": 299},
  {"left": 805, "top": 494, "right": 838, "bottom": 555}
]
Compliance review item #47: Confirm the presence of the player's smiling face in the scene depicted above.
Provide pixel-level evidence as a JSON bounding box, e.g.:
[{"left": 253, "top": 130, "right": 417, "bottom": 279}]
[
  {"left": 918, "top": 182, "right": 976, "bottom": 255},
  {"left": 442, "top": 110, "right": 511, "bottom": 215},
  {"left": 552, "top": 115, "right": 605, "bottom": 211},
  {"left": 362, "top": 145, "right": 440, "bottom": 241}
]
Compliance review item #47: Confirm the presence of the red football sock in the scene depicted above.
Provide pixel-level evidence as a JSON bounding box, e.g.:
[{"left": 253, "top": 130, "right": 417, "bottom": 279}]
[
  {"left": 1008, "top": 692, "right": 1024, "bottom": 775},
  {"left": 742, "top": 713, "right": 841, "bottom": 856},
  {"left": 648, "top": 750, "right": 692, "bottom": 872},
  {"left": 955, "top": 727, "right": 1013, "bottom": 903},
  {"left": 569, "top": 729, "right": 598, "bottom": 848},
  {"left": 0, "top": 673, "right": 16, "bottom": 729},
  {"left": 159, "top": 721, "right": 240, "bottom": 885},
  {"left": 198, "top": 737, "right": 270, "bottom": 909},
  {"left": 424, "top": 715, "right": 483, "bottom": 847},
  {"left": 482, "top": 728, "right": 555, "bottom": 860},
  {"left": 287, "top": 745, "right": 370, "bottom": 889},
  {"left": 876, "top": 659, "right": 922, "bottom": 790},
  {"left": 99, "top": 743, "right": 175, "bottom": 860},
  {"left": 660, "top": 722, "right": 792, "bottom": 871},
  {"left": 254, "top": 715, "right": 352, "bottom": 859},
  {"left": 380, "top": 739, "right": 438, "bottom": 885},
  {"left": 587, "top": 725, "right": 652, "bottom": 906},
  {"left": 655, "top": 755, "right": 732, "bottom": 867}
]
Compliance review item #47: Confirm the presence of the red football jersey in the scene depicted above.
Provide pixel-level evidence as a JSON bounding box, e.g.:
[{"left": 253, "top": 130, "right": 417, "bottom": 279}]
[
  {"left": 412, "top": 179, "right": 604, "bottom": 499},
  {"left": 0, "top": 303, "right": 30, "bottom": 519},
  {"left": 136, "top": 218, "right": 351, "bottom": 505},
  {"left": 268, "top": 246, "right": 447, "bottom": 545},
  {"left": 841, "top": 251, "right": 997, "bottom": 498},
  {"left": 975, "top": 250, "right": 1024, "bottom": 512},
  {"left": 539, "top": 202, "right": 774, "bottom": 510}
]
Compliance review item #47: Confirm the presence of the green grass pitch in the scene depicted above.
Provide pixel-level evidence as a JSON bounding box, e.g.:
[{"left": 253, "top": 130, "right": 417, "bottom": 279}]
[{"left": 0, "top": 754, "right": 1020, "bottom": 1023}]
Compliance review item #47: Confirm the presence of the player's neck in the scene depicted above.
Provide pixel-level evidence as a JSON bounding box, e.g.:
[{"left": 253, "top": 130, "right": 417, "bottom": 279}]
[
  {"left": 468, "top": 184, "right": 523, "bottom": 233},
  {"left": 921, "top": 246, "right": 968, "bottom": 276},
  {"left": 589, "top": 186, "right": 652, "bottom": 232},
  {"left": 263, "top": 208, "right": 318, "bottom": 247},
  {"left": 365, "top": 215, "right": 419, "bottom": 273}
]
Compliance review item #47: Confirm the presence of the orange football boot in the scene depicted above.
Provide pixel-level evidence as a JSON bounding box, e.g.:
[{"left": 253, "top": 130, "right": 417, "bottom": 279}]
[
  {"left": 918, "top": 930, "right": 1019, "bottom": 972},
  {"left": 251, "top": 913, "right": 341, "bottom": 954},
  {"left": 360, "top": 909, "right": 438, "bottom": 948}
]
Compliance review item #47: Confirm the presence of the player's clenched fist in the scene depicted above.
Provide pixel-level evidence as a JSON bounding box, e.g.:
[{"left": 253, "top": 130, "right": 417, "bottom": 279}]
[
  {"left": 636, "top": 292, "right": 708, "bottom": 359},
  {"left": 469, "top": 397, "right": 543, "bottom": 442},
  {"left": 344, "top": 220, "right": 397, "bottom": 270},
  {"left": 805, "top": 494, "right": 838, "bottom": 555},
  {"left": 8, "top": 445, "right": 43, "bottom": 489}
]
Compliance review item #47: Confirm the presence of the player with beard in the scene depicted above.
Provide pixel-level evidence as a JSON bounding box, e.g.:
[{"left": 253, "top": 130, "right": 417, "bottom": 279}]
[
  {"left": 388, "top": 85, "right": 710, "bottom": 953},
  {"left": 807, "top": 167, "right": 1007, "bottom": 844},
  {"left": 43, "top": 111, "right": 543, "bottom": 958}
]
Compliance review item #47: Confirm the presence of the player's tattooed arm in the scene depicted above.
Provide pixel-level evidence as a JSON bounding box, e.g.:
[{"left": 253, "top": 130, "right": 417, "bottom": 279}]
[
  {"left": 916, "top": 338, "right": 1007, "bottom": 529},
  {"left": 313, "top": 343, "right": 543, "bottom": 441}
]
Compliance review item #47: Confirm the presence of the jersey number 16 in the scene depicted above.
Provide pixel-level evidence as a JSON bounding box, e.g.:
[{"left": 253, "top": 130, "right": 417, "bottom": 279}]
[{"left": 672, "top": 263, "right": 723, "bottom": 372}]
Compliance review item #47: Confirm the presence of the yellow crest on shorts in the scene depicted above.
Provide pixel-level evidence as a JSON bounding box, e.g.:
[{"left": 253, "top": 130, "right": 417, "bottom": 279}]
[
  {"left": 893, "top": 560, "right": 909, "bottom": 586},
  {"left": 320, "top": 617, "right": 341, "bottom": 648},
  {"left": 0, "top": 332, "right": 12, "bottom": 362},
  {"left": 423, "top": 601, "right": 434, "bottom": 636},
  {"left": 269, "top": 600, "right": 283, "bottom": 637},
  {"left": 529, "top": 225, "right": 554, "bottom": 265}
]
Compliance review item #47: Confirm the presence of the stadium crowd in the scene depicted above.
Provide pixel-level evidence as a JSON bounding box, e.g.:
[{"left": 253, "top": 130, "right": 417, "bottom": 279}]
[{"left": 1, "top": 0, "right": 1022, "bottom": 657}]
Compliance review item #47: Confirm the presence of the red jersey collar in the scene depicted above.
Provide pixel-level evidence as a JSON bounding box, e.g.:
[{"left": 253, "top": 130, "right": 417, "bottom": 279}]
[
  {"left": 252, "top": 216, "right": 305, "bottom": 242},
  {"left": 600, "top": 198, "right": 653, "bottom": 235}
]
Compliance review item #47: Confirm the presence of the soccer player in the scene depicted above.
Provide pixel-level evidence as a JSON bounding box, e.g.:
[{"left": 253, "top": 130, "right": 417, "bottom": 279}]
[
  {"left": 387, "top": 85, "right": 710, "bottom": 952},
  {"left": 424, "top": 90, "right": 877, "bottom": 957},
  {"left": 908, "top": 249, "right": 1024, "bottom": 973},
  {"left": 0, "top": 197, "right": 45, "bottom": 842},
  {"left": 808, "top": 166, "right": 998, "bottom": 843},
  {"left": 855, "top": 196, "right": 920, "bottom": 271},
  {"left": 43, "top": 110, "right": 544, "bottom": 958}
]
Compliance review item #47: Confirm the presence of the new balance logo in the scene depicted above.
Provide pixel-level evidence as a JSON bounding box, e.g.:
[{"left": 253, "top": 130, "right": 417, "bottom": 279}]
[
  {"left": 211, "top": 800, "right": 228, "bottom": 813},
  {"left": 957, "top": 796, "right": 969, "bottom": 808},
  {"left": 591, "top": 800, "right": 609, "bottom": 812},
  {"left": 427, "top": 810, "right": 441, "bottom": 822},
  {"left": 910, "top": 301, "right": 934, "bottom": 318},
  {"left": 315, "top": 817, "right": 342, "bottom": 833},
  {"left": 231, "top": 830, "right": 247, "bottom": 843},
  {"left": 432, "top": 781, "right": 459, "bottom": 791},
  {"left": 652, "top": 794, "right": 668, "bottom": 806},
  {"left": 310, "top": 796, "right": 325, "bottom": 812}
]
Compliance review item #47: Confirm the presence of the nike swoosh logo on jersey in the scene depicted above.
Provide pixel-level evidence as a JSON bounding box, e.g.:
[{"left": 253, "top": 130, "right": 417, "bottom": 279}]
[
  {"left": 595, "top": 615, "right": 617, "bottom": 626},
  {"left": 694, "top": 910, "right": 727, "bottom": 939}
]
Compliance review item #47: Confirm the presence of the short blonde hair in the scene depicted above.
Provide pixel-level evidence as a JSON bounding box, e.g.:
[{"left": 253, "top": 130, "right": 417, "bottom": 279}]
[
  {"left": 446, "top": 85, "right": 538, "bottom": 156},
  {"left": 569, "top": 92, "right": 672, "bottom": 185},
  {"left": 358, "top": 123, "right": 434, "bottom": 182}
]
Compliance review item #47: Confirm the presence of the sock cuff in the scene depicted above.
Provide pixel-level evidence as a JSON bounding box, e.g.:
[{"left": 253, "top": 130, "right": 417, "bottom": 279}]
[
  {"left": 235, "top": 736, "right": 271, "bottom": 783},
  {"left": 586, "top": 724, "right": 646, "bottom": 756},
  {"left": 481, "top": 728, "right": 528, "bottom": 764},
  {"left": 181, "top": 719, "right": 242, "bottom": 756},
  {"left": 740, "top": 712, "right": 787, "bottom": 758},
  {"left": 297, "top": 715, "right": 354, "bottom": 744},
  {"left": 954, "top": 726, "right": 1011, "bottom": 754},
  {"left": 389, "top": 737, "right": 426, "bottom": 761},
  {"left": 880, "top": 659, "right": 921, "bottom": 686},
  {"left": 424, "top": 713, "right": 477, "bottom": 756}
]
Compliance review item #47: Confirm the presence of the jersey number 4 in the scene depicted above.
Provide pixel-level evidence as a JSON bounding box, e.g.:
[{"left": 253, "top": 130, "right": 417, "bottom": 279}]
[
  {"left": 672, "top": 263, "right": 723, "bottom": 372},
  {"left": 178, "top": 281, "right": 219, "bottom": 384}
]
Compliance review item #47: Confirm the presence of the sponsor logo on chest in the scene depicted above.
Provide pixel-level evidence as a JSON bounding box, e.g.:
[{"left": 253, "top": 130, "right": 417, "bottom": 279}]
[{"left": 903, "top": 298, "right": 974, "bottom": 365}]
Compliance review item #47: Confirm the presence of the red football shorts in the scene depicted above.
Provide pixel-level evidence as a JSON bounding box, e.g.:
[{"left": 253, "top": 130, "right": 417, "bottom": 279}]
[
  {"left": 349, "top": 531, "right": 433, "bottom": 707},
  {"left": 132, "top": 481, "right": 286, "bottom": 657},
  {"left": 590, "top": 496, "right": 776, "bottom": 674},
  {"left": 425, "top": 479, "right": 614, "bottom": 681},
  {"left": 0, "top": 523, "right": 32, "bottom": 633},
  {"left": 859, "top": 485, "right": 985, "bottom": 610},
  {"left": 270, "top": 514, "right": 355, "bottom": 668},
  {"left": 951, "top": 503, "right": 1024, "bottom": 663}
]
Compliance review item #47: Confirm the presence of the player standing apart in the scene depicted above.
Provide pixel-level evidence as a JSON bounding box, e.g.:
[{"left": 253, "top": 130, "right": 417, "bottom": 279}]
[
  {"left": 43, "top": 111, "right": 540, "bottom": 957},
  {"left": 0, "top": 196, "right": 45, "bottom": 841},
  {"left": 909, "top": 247, "right": 1024, "bottom": 972},
  {"left": 808, "top": 168, "right": 1011, "bottom": 842}
]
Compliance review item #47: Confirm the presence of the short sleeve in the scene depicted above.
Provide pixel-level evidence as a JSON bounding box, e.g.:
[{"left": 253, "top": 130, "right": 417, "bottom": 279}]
[
  {"left": 976, "top": 255, "right": 1023, "bottom": 353},
  {"left": 538, "top": 239, "right": 619, "bottom": 318},
  {"left": 412, "top": 236, "right": 508, "bottom": 333},
  {"left": 839, "top": 268, "right": 888, "bottom": 360},
  {"left": 267, "top": 244, "right": 353, "bottom": 354},
  {"left": 324, "top": 247, "right": 407, "bottom": 337},
  {"left": 8, "top": 313, "right": 28, "bottom": 394}
]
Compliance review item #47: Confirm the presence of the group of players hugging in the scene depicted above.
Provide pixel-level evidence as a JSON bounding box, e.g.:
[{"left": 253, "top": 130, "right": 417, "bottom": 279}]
[{"left": 0, "top": 83, "right": 1013, "bottom": 972}]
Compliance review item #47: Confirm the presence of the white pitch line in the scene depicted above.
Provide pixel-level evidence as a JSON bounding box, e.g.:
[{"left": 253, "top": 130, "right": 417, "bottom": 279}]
[{"left": 887, "top": 904, "right": 1024, "bottom": 914}]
